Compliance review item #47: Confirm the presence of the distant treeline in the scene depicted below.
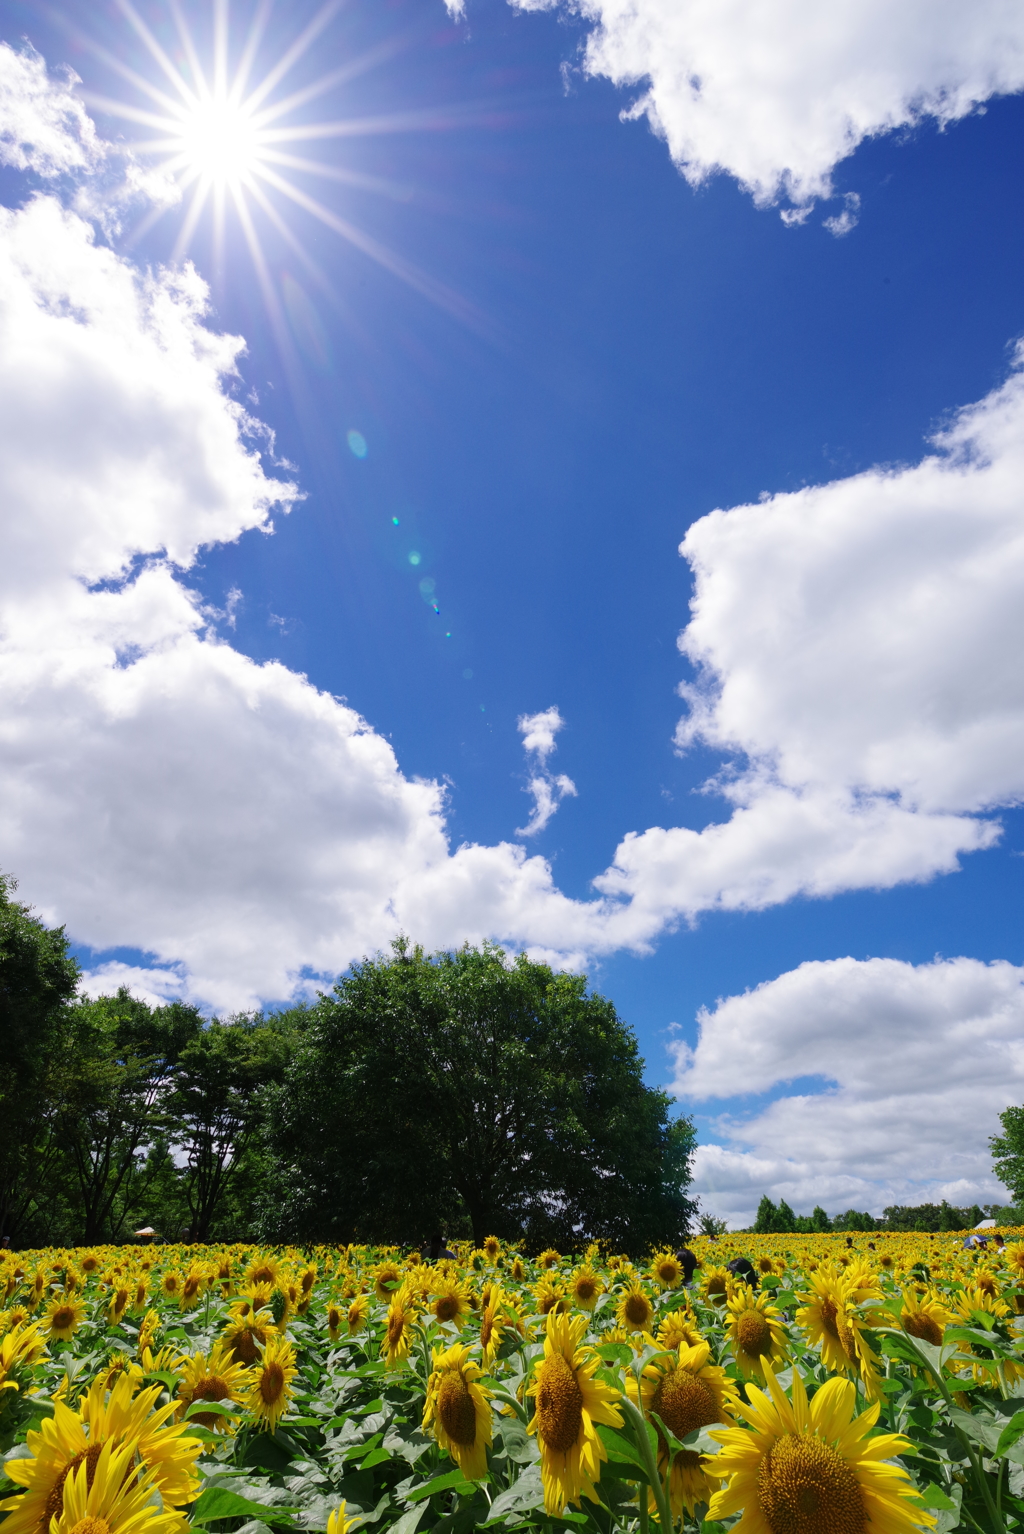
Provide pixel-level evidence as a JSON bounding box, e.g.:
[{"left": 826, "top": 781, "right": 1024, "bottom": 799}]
[
  {"left": 750, "top": 1194, "right": 1016, "bottom": 1235},
  {"left": 1, "top": 873, "right": 697, "bottom": 1253}
]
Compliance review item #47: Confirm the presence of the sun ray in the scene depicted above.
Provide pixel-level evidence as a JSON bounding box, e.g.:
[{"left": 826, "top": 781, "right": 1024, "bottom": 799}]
[
  {"left": 71, "top": 0, "right": 501, "bottom": 343},
  {"left": 251, "top": 36, "right": 413, "bottom": 128},
  {"left": 256, "top": 105, "right": 496, "bottom": 143},
  {"left": 167, "top": 0, "right": 210, "bottom": 98},
  {"left": 172, "top": 179, "right": 211, "bottom": 264},
  {"left": 213, "top": 0, "right": 229, "bottom": 100},
  {"left": 114, "top": 0, "right": 199, "bottom": 106},
  {"left": 242, "top": 0, "right": 345, "bottom": 115},
  {"left": 230, "top": 0, "right": 274, "bottom": 106},
  {"left": 251, "top": 163, "right": 491, "bottom": 332}
]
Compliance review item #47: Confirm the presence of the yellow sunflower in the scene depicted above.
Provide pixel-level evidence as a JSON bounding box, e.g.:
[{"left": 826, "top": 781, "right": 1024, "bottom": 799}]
[
  {"left": 247, "top": 1334, "right": 297, "bottom": 1433},
  {"left": 245, "top": 1256, "right": 281, "bottom": 1289},
  {"left": 159, "top": 1272, "right": 182, "bottom": 1301},
  {"left": 373, "top": 1262, "right": 404, "bottom": 1302},
  {"left": 423, "top": 1343, "right": 493, "bottom": 1481},
  {"left": 0, "top": 1372, "right": 202, "bottom": 1534},
  {"left": 725, "top": 1285, "right": 788, "bottom": 1382},
  {"left": 706, "top": 1361, "right": 933, "bottom": 1534},
  {"left": 479, "top": 1289, "right": 506, "bottom": 1367},
  {"left": 626, "top": 1340, "right": 740, "bottom": 1514},
  {"left": 483, "top": 1236, "right": 502, "bottom": 1263},
  {"left": 222, "top": 1308, "right": 277, "bottom": 1367},
  {"left": 900, "top": 1289, "right": 955, "bottom": 1349},
  {"left": 177, "top": 1343, "right": 249, "bottom": 1432},
  {"left": 796, "top": 1269, "right": 881, "bottom": 1400},
  {"left": 527, "top": 1309, "right": 623, "bottom": 1515},
  {"left": 701, "top": 1266, "right": 732, "bottom": 1306},
  {"left": 46, "top": 1297, "right": 85, "bottom": 1343},
  {"left": 0, "top": 1320, "right": 46, "bottom": 1400},
  {"left": 538, "top": 1250, "right": 561, "bottom": 1271},
  {"left": 510, "top": 1257, "right": 526, "bottom": 1283},
  {"left": 430, "top": 1275, "right": 472, "bottom": 1327},
  {"left": 50, "top": 1439, "right": 186, "bottom": 1534},
  {"left": 533, "top": 1277, "right": 567, "bottom": 1317},
  {"left": 347, "top": 1294, "right": 370, "bottom": 1335},
  {"left": 137, "top": 1309, "right": 160, "bottom": 1358},
  {"left": 615, "top": 1281, "right": 655, "bottom": 1334},
  {"left": 656, "top": 1308, "right": 704, "bottom": 1352},
  {"left": 326, "top": 1502, "right": 360, "bottom": 1534},
  {"left": 568, "top": 1266, "right": 604, "bottom": 1312},
  {"left": 326, "top": 1302, "right": 344, "bottom": 1343},
  {"left": 649, "top": 1251, "right": 684, "bottom": 1290},
  {"left": 381, "top": 1288, "right": 418, "bottom": 1369},
  {"left": 107, "top": 1283, "right": 132, "bottom": 1326}
]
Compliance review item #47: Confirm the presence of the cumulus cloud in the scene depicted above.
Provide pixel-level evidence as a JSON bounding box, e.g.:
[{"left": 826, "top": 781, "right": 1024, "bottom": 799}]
[
  {"left": 670, "top": 955, "right": 1024, "bottom": 1227},
  {"left": 495, "top": 0, "right": 1024, "bottom": 212},
  {"left": 0, "top": 171, "right": 596, "bottom": 1010},
  {"left": 7, "top": 46, "right": 1024, "bottom": 1014},
  {"left": 515, "top": 707, "right": 577, "bottom": 836},
  {"left": 0, "top": 42, "right": 101, "bottom": 177}
]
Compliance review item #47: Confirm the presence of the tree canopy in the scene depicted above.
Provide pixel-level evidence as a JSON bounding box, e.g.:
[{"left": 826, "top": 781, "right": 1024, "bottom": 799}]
[{"left": 263, "top": 940, "right": 696, "bottom": 1251}]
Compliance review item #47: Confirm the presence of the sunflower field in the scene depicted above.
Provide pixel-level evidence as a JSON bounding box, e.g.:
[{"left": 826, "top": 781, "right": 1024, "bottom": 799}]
[{"left": 3, "top": 1233, "right": 1024, "bottom": 1534}]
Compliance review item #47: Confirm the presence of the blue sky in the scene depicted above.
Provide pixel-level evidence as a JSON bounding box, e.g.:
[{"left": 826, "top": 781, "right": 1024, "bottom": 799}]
[{"left": 2, "top": 0, "right": 1024, "bottom": 1223}]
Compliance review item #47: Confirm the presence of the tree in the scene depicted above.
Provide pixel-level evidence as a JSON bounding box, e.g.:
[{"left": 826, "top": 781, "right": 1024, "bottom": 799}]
[
  {"left": 56, "top": 989, "right": 203, "bottom": 1242},
  {"left": 168, "top": 1012, "right": 297, "bottom": 1240},
  {"left": 992, "top": 1105, "right": 1024, "bottom": 1208},
  {"left": 0, "top": 873, "right": 80, "bottom": 1241},
  {"left": 263, "top": 941, "right": 697, "bottom": 1251},
  {"left": 753, "top": 1196, "right": 778, "bottom": 1233},
  {"left": 776, "top": 1198, "right": 797, "bottom": 1232}
]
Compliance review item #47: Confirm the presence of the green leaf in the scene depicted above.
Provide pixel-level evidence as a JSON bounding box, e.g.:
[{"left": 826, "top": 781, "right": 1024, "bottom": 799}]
[
  {"left": 595, "top": 1424, "right": 647, "bottom": 1469},
  {"left": 484, "top": 1464, "right": 545, "bottom": 1523},
  {"left": 191, "top": 1489, "right": 298, "bottom": 1525},
  {"left": 920, "top": 1484, "right": 956, "bottom": 1511},
  {"left": 358, "top": 1448, "right": 392, "bottom": 1471},
  {"left": 997, "top": 1411, "right": 1024, "bottom": 1458},
  {"left": 949, "top": 1406, "right": 1003, "bottom": 1455},
  {"left": 184, "top": 1401, "right": 238, "bottom": 1420},
  {"left": 387, "top": 1509, "right": 426, "bottom": 1534},
  {"left": 406, "top": 1469, "right": 477, "bottom": 1503}
]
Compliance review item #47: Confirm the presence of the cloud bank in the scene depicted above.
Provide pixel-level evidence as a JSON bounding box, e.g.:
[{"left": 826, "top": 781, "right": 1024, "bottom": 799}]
[
  {"left": 3, "top": 45, "right": 1024, "bottom": 1019},
  {"left": 495, "top": 0, "right": 1024, "bottom": 211},
  {"left": 672, "top": 955, "right": 1024, "bottom": 1227}
]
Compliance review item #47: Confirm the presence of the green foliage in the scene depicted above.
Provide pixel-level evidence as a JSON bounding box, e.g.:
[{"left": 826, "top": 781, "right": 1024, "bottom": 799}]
[
  {"left": 0, "top": 872, "right": 80, "bottom": 1239},
  {"left": 262, "top": 939, "right": 697, "bottom": 1250},
  {"left": 992, "top": 1103, "right": 1024, "bottom": 1207}
]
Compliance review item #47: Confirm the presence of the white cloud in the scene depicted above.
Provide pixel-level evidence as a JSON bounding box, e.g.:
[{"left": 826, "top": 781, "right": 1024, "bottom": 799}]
[
  {"left": 671, "top": 955, "right": 1024, "bottom": 1227},
  {"left": 500, "top": 0, "right": 1024, "bottom": 211},
  {"left": 515, "top": 707, "right": 577, "bottom": 836},
  {"left": 6, "top": 49, "right": 1024, "bottom": 1014},
  {"left": 0, "top": 42, "right": 101, "bottom": 177}
]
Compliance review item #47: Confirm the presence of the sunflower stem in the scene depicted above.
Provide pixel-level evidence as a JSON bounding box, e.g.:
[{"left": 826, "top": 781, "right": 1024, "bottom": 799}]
[
  {"left": 620, "top": 1393, "right": 673, "bottom": 1534},
  {"left": 911, "top": 1353, "right": 1005, "bottom": 1534}
]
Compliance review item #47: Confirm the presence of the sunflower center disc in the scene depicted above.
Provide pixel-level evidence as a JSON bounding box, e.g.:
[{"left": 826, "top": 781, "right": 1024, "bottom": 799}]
[
  {"left": 260, "top": 1362, "right": 285, "bottom": 1404},
  {"left": 536, "top": 1352, "right": 584, "bottom": 1454},
  {"left": 652, "top": 1368, "right": 719, "bottom": 1443},
  {"left": 68, "top": 1519, "right": 111, "bottom": 1534},
  {"left": 193, "top": 1375, "right": 230, "bottom": 1402},
  {"left": 735, "top": 1311, "right": 772, "bottom": 1359},
  {"left": 52, "top": 1308, "right": 75, "bottom": 1330},
  {"left": 44, "top": 1441, "right": 106, "bottom": 1524},
  {"left": 435, "top": 1296, "right": 460, "bottom": 1322},
  {"left": 437, "top": 1371, "right": 477, "bottom": 1445},
  {"left": 758, "top": 1432, "right": 867, "bottom": 1534},
  {"left": 903, "top": 1312, "right": 943, "bottom": 1346},
  {"left": 624, "top": 1294, "right": 651, "bottom": 1327}
]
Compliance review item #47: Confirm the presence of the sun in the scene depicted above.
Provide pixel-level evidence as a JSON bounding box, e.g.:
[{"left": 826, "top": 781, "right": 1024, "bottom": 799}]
[
  {"left": 74, "top": 0, "right": 484, "bottom": 330},
  {"left": 172, "top": 95, "right": 263, "bottom": 188}
]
